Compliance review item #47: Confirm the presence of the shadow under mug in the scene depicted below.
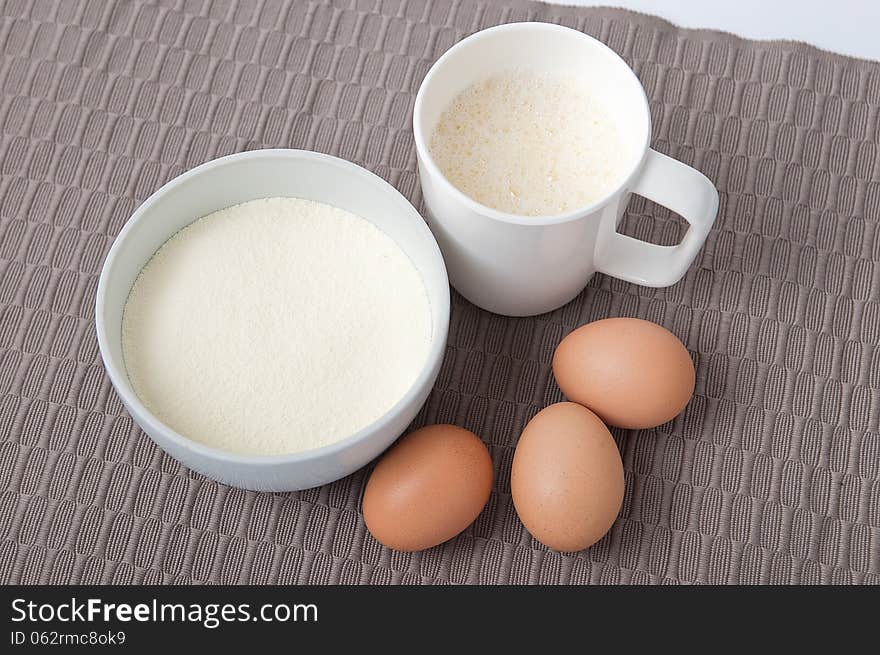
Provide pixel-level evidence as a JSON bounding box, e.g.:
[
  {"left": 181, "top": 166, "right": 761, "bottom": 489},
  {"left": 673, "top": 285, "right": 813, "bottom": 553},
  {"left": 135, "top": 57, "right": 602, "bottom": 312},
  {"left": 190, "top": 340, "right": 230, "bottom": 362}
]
[{"left": 413, "top": 22, "right": 719, "bottom": 317}]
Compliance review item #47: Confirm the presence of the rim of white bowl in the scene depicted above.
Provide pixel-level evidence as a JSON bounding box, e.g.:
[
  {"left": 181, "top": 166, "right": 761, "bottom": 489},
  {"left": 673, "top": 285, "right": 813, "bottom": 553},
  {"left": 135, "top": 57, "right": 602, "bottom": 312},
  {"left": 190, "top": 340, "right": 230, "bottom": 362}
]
[{"left": 95, "top": 148, "right": 451, "bottom": 467}]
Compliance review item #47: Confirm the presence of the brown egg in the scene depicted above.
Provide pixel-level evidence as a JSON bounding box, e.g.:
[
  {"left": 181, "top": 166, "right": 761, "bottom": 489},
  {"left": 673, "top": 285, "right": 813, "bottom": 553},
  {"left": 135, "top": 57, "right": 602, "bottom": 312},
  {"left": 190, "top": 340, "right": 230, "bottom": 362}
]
[
  {"left": 363, "top": 424, "right": 493, "bottom": 552},
  {"left": 552, "top": 317, "right": 695, "bottom": 429},
  {"left": 511, "top": 402, "right": 623, "bottom": 552}
]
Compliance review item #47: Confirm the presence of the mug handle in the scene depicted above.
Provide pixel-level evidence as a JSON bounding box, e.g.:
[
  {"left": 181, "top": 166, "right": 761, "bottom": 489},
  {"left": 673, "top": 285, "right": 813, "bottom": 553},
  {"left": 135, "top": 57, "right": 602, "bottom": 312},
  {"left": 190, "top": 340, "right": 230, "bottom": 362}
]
[{"left": 594, "top": 148, "right": 718, "bottom": 287}]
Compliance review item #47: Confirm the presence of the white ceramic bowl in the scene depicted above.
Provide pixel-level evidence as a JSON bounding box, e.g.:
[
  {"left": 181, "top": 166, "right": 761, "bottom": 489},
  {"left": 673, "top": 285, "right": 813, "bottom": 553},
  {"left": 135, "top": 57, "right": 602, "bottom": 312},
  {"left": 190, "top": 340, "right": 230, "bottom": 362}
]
[{"left": 95, "top": 149, "right": 450, "bottom": 492}]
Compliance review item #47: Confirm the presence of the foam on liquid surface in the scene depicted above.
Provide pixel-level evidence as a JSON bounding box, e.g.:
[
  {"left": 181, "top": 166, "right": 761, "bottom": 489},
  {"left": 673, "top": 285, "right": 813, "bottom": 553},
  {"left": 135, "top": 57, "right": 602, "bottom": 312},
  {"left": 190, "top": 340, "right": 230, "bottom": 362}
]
[{"left": 430, "top": 70, "right": 628, "bottom": 217}]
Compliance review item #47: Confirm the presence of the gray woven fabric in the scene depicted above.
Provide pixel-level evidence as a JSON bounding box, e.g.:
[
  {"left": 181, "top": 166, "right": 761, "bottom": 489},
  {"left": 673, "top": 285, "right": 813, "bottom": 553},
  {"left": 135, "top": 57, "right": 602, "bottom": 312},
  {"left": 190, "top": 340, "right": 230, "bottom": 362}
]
[{"left": 1, "top": 0, "right": 879, "bottom": 585}]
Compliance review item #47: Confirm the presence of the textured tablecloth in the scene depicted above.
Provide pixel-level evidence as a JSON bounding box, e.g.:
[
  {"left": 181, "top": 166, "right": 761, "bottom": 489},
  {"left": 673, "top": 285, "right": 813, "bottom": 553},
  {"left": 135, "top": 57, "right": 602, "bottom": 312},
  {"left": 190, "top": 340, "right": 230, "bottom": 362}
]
[{"left": 1, "top": 0, "right": 879, "bottom": 585}]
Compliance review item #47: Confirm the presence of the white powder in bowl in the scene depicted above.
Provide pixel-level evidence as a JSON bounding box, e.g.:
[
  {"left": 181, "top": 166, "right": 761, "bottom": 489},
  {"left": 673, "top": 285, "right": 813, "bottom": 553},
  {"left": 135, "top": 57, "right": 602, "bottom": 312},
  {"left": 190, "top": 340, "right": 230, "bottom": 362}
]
[{"left": 122, "top": 197, "right": 432, "bottom": 456}]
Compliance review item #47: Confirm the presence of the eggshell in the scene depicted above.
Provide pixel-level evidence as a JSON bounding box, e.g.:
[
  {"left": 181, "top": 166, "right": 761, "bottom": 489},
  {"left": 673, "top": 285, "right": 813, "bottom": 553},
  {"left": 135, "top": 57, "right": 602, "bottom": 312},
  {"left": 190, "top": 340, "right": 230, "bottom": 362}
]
[
  {"left": 362, "top": 424, "right": 493, "bottom": 552},
  {"left": 552, "top": 317, "right": 695, "bottom": 429},
  {"left": 511, "top": 402, "right": 624, "bottom": 552}
]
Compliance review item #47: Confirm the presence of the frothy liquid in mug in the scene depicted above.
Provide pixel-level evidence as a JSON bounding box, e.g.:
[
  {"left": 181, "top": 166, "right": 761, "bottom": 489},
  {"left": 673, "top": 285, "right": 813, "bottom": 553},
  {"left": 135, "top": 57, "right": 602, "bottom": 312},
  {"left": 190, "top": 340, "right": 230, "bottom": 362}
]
[{"left": 430, "top": 70, "right": 627, "bottom": 217}]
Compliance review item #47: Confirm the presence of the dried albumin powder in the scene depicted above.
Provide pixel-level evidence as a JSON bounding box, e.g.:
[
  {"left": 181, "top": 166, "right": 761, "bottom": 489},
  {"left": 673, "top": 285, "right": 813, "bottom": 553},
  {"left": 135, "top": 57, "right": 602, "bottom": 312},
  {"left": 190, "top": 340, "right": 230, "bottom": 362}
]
[{"left": 122, "top": 197, "right": 432, "bottom": 456}]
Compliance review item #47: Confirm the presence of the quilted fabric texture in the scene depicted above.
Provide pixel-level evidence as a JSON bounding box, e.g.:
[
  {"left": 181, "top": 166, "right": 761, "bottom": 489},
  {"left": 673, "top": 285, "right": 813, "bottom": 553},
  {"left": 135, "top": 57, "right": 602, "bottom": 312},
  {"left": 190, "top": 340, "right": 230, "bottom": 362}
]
[{"left": 1, "top": 0, "right": 880, "bottom": 585}]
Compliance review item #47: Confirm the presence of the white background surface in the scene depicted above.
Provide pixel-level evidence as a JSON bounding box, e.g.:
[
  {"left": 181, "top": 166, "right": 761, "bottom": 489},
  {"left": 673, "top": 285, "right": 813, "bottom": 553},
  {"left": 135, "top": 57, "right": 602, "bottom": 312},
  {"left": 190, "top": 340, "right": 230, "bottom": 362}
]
[{"left": 553, "top": 0, "right": 880, "bottom": 61}]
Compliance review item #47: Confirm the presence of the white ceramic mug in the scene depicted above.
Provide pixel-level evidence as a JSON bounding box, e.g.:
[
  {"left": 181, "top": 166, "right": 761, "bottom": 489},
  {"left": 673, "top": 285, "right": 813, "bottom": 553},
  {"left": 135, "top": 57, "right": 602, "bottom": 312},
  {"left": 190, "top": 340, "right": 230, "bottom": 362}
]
[{"left": 413, "top": 22, "right": 719, "bottom": 316}]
